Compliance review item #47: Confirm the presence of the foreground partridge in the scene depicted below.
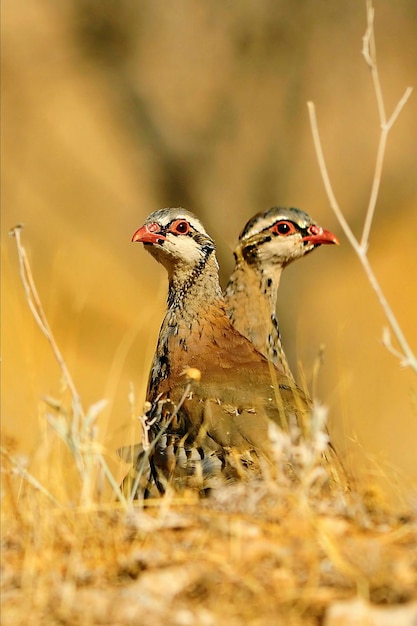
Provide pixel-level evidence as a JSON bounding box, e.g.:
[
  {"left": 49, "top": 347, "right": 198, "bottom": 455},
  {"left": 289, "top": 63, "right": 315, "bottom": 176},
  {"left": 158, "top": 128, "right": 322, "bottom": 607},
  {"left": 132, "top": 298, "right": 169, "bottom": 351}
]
[
  {"left": 128, "top": 208, "right": 312, "bottom": 494},
  {"left": 225, "top": 207, "right": 339, "bottom": 378}
]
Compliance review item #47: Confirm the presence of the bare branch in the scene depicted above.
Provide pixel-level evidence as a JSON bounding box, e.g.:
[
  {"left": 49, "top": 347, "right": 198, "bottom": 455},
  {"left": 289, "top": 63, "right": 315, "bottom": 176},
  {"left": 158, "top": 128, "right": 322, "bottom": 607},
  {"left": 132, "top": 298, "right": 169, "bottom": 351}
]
[
  {"left": 360, "top": 2, "right": 413, "bottom": 248},
  {"left": 307, "top": 1, "right": 416, "bottom": 374},
  {"left": 307, "top": 105, "right": 416, "bottom": 374},
  {"left": 307, "top": 103, "right": 360, "bottom": 253},
  {"left": 382, "top": 328, "right": 409, "bottom": 366},
  {"left": 361, "top": 132, "right": 387, "bottom": 250},
  {"left": 386, "top": 86, "right": 413, "bottom": 132},
  {"left": 362, "top": 0, "right": 386, "bottom": 125},
  {"left": 359, "top": 253, "right": 416, "bottom": 372}
]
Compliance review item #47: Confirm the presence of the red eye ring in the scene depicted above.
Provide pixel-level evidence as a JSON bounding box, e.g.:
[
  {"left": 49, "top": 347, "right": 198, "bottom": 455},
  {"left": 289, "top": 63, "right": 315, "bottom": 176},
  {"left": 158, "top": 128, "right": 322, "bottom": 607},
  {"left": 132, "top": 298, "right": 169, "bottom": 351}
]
[
  {"left": 170, "top": 220, "right": 190, "bottom": 235},
  {"left": 272, "top": 220, "right": 297, "bottom": 236}
]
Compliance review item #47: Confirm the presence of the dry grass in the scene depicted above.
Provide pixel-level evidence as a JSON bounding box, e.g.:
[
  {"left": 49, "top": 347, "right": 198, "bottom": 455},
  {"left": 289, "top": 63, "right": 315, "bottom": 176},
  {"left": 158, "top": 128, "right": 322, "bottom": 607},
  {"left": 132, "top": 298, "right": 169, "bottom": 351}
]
[
  {"left": 2, "top": 435, "right": 417, "bottom": 626},
  {"left": 2, "top": 227, "right": 417, "bottom": 625},
  {"left": 2, "top": 2, "right": 417, "bottom": 625},
  {"left": 3, "top": 195, "right": 417, "bottom": 624}
]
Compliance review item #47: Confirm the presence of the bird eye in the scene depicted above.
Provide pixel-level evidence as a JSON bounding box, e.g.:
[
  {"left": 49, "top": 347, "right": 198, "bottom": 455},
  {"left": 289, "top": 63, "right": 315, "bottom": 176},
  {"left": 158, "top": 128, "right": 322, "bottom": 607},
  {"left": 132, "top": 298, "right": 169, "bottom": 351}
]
[
  {"left": 273, "top": 221, "right": 296, "bottom": 236},
  {"left": 171, "top": 220, "right": 190, "bottom": 235}
]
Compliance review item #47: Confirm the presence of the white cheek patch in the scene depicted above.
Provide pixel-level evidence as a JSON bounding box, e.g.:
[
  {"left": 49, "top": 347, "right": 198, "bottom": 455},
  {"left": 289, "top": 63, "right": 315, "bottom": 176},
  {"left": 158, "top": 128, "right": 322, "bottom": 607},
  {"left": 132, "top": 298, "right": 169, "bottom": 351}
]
[
  {"left": 258, "top": 236, "right": 304, "bottom": 262},
  {"left": 164, "top": 233, "right": 205, "bottom": 265}
]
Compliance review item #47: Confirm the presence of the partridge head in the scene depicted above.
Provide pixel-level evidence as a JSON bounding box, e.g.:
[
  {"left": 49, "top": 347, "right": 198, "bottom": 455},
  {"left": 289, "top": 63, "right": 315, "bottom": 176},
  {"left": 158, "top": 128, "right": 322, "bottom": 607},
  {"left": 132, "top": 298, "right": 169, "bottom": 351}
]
[
  {"left": 130, "top": 208, "right": 311, "bottom": 493},
  {"left": 225, "top": 207, "right": 339, "bottom": 377}
]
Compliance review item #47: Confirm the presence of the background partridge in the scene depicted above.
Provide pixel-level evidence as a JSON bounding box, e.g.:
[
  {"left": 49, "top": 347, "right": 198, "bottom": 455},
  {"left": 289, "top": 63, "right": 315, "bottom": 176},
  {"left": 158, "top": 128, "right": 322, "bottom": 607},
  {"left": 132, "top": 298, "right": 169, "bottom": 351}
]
[
  {"left": 225, "top": 207, "right": 339, "bottom": 379},
  {"left": 129, "top": 208, "right": 312, "bottom": 494}
]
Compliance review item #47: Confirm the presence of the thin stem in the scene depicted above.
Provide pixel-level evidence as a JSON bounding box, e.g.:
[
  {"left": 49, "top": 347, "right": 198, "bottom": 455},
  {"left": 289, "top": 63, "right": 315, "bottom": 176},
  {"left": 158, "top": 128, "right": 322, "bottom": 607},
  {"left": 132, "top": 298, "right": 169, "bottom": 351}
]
[
  {"left": 128, "top": 382, "right": 193, "bottom": 502},
  {"left": 360, "top": 1, "right": 413, "bottom": 248},
  {"left": 307, "top": 103, "right": 417, "bottom": 373},
  {"left": 359, "top": 254, "right": 416, "bottom": 370},
  {"left": 9, "top": 225, "right": 84, "bottom": 419},
  {"left": 361, "top": 130, "right": 387, "bottom": 251},
  {"left": 362, "top": 1, "right": 386, "bottom": 124},
  {"left": 1, "top": 447, "right": 65, "bottom": 509},
  {"left": 307, "top": 103, "right": 359, "bottom": 253},
  {"left": 386, "top": 86, "right": 413, "bottom": 132},
  {"left": 307, "top": 1, "right": 415, "bottom": 373},
  {"left": 97, "top": 455, "right": 128, "bottom": 506},
  {"left": 9, "top": 226, "right": 127, "bottom": 506}
]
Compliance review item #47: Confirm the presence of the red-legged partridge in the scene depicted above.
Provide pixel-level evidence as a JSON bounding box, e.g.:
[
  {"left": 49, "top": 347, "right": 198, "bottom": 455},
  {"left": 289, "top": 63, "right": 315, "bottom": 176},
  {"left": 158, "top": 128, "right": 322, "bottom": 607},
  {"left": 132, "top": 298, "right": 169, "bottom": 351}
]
[
  {"left": 128, "top": 208, "right": 312, "bottom": 495},
  {"left": 223, "top": 207, "right": 345, "bottom": 483},
  {"left": 225, "top": 207, "right": 339, "bottom": 379}
]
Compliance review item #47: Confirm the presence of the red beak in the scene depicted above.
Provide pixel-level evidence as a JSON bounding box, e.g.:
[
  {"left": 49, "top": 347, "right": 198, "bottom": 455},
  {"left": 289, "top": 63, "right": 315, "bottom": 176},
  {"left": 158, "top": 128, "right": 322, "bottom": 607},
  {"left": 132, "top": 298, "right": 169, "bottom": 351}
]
[
  {"left": 132, "top": 223, "right": 167, "bottom": 244},
  {"left": 302, "top": 227, "right": 339, "bottom": 246}
]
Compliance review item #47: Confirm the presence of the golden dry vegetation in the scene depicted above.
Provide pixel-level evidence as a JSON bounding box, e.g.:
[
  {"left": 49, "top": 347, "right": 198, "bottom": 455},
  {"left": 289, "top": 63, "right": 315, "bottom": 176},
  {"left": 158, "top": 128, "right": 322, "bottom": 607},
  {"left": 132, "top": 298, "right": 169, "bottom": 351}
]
[
  {"left": 2, "top": 476, "right": 417, "bottom": 625},
  {"left": 2, "top": 1, "right": 417, "bottom": 624}
]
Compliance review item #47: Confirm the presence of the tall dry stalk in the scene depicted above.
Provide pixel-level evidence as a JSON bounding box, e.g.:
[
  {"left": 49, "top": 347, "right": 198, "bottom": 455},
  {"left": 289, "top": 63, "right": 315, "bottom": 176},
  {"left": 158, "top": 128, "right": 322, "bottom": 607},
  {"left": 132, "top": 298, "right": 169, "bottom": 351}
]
[
  {"left": 307, "top": 0, "right": 416, "bottom": 373},
  {"left": 8, "top": 225, "right": 127, "bottom": 507}
]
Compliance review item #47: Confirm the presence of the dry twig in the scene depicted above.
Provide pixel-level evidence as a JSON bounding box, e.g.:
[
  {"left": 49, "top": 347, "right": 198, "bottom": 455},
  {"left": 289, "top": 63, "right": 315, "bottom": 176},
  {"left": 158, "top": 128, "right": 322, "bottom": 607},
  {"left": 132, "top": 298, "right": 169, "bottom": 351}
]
[
  {"left": 8, "top": 225, "right": 127, "bottom": 506},
  {"left": 307, "top": 0, "right": 416, "bottom": 373}
]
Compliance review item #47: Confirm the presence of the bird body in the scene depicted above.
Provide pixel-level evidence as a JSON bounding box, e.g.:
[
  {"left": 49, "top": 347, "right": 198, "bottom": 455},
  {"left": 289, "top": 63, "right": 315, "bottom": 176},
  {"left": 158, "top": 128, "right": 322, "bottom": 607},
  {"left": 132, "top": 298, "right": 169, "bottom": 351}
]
[
  {"left": 222, "top": 207, "right": 346, "bottom": 487},
  {"left": 129, "top": 208, "right": 311, "bottom": 493}
]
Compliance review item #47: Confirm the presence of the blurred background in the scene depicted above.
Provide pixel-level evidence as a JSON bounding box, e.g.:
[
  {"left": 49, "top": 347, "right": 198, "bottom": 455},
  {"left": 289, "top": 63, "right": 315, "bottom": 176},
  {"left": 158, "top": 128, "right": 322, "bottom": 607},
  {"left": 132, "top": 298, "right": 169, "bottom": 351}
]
[{"left": 2, "top": 0, "right": 417, "bottom": 503}]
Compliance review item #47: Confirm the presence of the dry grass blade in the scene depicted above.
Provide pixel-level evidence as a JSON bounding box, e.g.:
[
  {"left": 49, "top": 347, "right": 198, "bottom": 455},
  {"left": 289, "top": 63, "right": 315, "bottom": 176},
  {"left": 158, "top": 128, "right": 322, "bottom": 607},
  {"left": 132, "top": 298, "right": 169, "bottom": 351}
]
[
  {"left": 1, "top": 445, "right": 65, "bottom": 509},
  {"left": 9, "top": 225, "right": 84, "bottom": 418},
  {"left": 8, "top": 224, "right": 127, "bottom": 507}
]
